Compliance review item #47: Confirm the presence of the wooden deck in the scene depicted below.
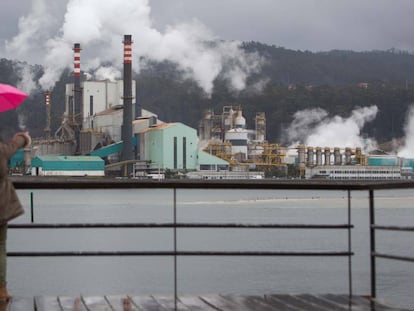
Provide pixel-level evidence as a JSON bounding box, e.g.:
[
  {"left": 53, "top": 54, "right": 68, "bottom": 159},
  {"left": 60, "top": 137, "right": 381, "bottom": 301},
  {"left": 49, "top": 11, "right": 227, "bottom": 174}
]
[{"left": 2, "top": 294, "right": 411, "bottom": 311}]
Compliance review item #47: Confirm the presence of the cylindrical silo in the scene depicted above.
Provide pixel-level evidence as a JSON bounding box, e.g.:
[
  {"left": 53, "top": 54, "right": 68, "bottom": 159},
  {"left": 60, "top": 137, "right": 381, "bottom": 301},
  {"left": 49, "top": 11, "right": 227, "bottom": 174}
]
[
  {"left": 235, "top": 109, "right": 246, "bottom": 129},
  {"left": 345, "top": 147, "right": 352, "bottom": 165},
  {"left": 225, "top": 129, "right": 248, "bottom": 159},
  {"left": 316, "top": 147, "right": 323, "bottom": 166},
  {"left": 307, "top": 147, "right": 314, "bottom": 167},
  {"left": 298, "top": 145, "right": 306, "bottom": 169},
  {"left": 334, "top": 147, "right": 342, "bottom": 165},
  {"left": 324, "top": 147, "right": 331, "bottom": 166}
]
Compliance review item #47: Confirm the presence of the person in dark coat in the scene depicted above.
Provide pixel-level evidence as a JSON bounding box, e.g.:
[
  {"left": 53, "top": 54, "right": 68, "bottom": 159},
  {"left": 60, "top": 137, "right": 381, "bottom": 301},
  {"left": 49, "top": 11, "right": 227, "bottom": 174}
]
[{"left": 0, "top": 131, "right": 31, "bottom": 301}]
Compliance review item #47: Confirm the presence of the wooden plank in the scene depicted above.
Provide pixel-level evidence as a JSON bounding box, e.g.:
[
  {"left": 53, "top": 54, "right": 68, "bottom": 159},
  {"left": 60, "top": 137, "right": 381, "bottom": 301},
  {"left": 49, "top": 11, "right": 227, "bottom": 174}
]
[
  {"left": 297, "top": 294, "right": 349, "bottom": 310},
  {"left": 128, "top": 295, "right": 167, "bottom": 311},
  {"left": 34, "top": 296, "right": 61, "bottom": 311},
  {"left": 178, "top": 296, "right": 217, "bottom": 311},
  {"left": 200, "top": 294, "right": 265, "bottom": 311},
  {"left": 321, "top": 294, "right": 370, "bottom": 307},
  {"left": 219, "top": 295, "right": 278, "bottom": 311},
  {"left": 275, "top": 294, "right": 332, "bottom": 310},
  {"left": 263, "top": 294, "right": 305, "bottom": 310},
  {"left": 151, "top": 296, "right": 190, "bottom": 311},
  {"left": 58, "top": 296, "right": 87, "bottom": 311},
  {"left": 105, "top": 295, "right": 134, "bottom": 311},
  {"left": 371, "top": 298, "right": 413, "bottom": 311},
  {"left": 82, "top": 296, "right": 113, "bottom": 311},
  {"left": 320, "top": 294, "right": 401, "bottom": 310},
  {"left": 4, "top": 294, "right": 407, "bottom": 311},
  {"left": 8, "top": 297, "right": 34, "bottom": 311}
]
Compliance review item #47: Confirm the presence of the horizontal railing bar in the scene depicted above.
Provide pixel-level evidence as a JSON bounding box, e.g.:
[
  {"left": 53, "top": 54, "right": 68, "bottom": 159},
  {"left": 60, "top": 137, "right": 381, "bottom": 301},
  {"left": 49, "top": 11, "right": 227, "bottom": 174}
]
[
  {"left": 11, "top": 176, "right": 414, "bottom": 191},
  {"left": 7, "top": 251, "right": 353, "bottom": 257},
  {"left": 8, "top": 223, "right": 353, "bottom": 229},
  {"left": 372, "top": 225, "right": 414, "bottom": 232},
  {"left": 374, "top": 252, "right": 414, "bottom": 263}
]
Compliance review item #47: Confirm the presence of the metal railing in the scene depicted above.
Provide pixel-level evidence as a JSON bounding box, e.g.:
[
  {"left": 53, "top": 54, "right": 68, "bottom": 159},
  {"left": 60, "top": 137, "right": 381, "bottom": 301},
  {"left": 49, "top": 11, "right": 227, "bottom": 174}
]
[
  {"left": 10, "top": 177, "right": 414, "bottom": 307},
  {"left": 367, "top": 189, "right": 414, "bottom": 298}
]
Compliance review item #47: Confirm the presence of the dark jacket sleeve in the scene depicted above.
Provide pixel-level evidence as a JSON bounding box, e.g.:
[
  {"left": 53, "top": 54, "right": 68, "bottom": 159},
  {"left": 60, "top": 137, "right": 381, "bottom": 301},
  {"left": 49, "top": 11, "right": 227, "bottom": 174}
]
[{"left": 0, "top": 135, "right": 27, "bottom": 178}]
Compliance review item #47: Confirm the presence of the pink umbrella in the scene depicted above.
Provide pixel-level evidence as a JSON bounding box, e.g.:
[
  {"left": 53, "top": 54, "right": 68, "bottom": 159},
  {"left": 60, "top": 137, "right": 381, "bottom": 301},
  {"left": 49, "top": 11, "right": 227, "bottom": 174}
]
[{"left": 0, "top": 83, "right": 28, "bottom": 113}]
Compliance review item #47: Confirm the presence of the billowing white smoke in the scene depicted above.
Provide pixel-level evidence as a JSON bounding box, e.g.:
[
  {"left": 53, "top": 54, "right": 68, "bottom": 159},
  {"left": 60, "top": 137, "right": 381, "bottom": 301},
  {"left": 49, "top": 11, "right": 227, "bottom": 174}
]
[
  {"left": 286, "top": 106, "right": 378, "bottom": 151},
  {"left": 4, "top": 0, "right": 262, "bottom": 94},
  {"left": 398, "top": 106, "right": 414, "bottom": 157},
  {"left": 93, "top": 66, "right": 122, "bottom": 81},
  {"left": 15, "top": 63, "right": 38, "bottom": 95}
]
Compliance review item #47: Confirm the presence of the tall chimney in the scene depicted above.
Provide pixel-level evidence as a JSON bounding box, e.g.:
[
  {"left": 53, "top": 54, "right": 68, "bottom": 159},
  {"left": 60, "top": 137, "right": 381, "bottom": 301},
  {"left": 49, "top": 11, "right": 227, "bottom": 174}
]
[
  {"left": 44, "top": 91, "right": 51, "bottom": 139},
  {"left": 135, "top": 83, "right": 141, "bottom": 119},
  {"left": 73, "top": 43, "right": 82, "bottom": 152},
  {"left": 121, "top": 35, "right": 134, "bottom": 173}
]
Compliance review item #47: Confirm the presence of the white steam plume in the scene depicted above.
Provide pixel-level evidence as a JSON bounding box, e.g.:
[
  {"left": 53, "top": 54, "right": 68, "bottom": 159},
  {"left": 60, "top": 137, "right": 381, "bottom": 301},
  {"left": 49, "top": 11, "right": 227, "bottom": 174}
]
[
  {"left": 5, "top": 0, "right": 62, "bottom": 62},
  {"left": 285, "top": 108, "right": 328, "bottom": 144},
  {"left": 286, "top": 106, "right": 378, "bottom": 151},
  {"left": 4, "top": 0, "right": 262, "bottom": 94},
  {"left": 15, "top": 63, "right": 38, "bottom": 95},
  {"left": 94, "top": 66, "right": 122, "bottom": 81},
  {"left": 398, "top": 105, "right": 414, "bottom": 157}
]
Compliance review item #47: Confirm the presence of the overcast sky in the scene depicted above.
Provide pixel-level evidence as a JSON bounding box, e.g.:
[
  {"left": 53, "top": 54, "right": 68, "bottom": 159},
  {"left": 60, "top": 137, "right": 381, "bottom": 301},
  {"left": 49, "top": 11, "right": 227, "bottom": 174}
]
[
  {"left": 2, "top": 0, "right": 414, "bottom": 53},
  {"left": 2, "top": 0, "right": 414, "bottom": 95}
]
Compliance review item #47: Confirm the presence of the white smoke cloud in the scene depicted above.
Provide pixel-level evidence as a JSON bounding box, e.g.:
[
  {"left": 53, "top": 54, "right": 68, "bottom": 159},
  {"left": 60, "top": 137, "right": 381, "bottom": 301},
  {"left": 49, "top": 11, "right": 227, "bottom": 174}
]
[
  {"left": 398, "top": 105, "right": 414, "bottom": 157},
  {"left": 4, "top": 0, "right": 262, "bottom": 94},
  {"left": 93, "top": 66, "right": 122, "bottom": 81},
  {"left": 286, "top": 106, "right": 378, "bottom": 151},
  {"left": 285, "top": 108, "right": 328, "bottom": 144},
  {"left": 15, "top": 63, "right": 38, "bottom": 94},
  {"left": 5, "top": 0, "right": 60, "bottom": 61}
]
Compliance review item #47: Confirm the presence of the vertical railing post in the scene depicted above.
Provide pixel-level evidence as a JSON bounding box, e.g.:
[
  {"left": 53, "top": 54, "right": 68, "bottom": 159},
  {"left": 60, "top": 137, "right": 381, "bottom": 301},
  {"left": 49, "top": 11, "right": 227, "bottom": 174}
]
[
  {"left": 173, "top": 187, "right": 178, "bottom": 311},
  {"left": 30, "top": 191, "right": 34, "bottom": 223},
  {"left": 369, "top": 189, "right": 376, "bottom": 298},
  {"left": 347, "top": 190, "right": 353, "bottom": 299}
]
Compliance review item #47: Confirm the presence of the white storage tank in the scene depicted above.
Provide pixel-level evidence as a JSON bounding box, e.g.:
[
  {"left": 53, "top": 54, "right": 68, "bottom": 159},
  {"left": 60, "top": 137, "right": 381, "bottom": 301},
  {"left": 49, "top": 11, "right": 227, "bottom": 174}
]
[
  {"left": 225, "top": 129, "right": 248, "bottom": 158},
  {"left": 235, "top": 110, "right": 246, "bottom": 129}
]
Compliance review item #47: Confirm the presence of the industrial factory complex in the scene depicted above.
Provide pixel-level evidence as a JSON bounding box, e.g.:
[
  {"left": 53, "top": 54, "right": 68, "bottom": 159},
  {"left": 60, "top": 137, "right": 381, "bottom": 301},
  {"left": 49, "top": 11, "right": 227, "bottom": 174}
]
[{"left": 9, "top": 35, "right": 414, "bottom": 180}]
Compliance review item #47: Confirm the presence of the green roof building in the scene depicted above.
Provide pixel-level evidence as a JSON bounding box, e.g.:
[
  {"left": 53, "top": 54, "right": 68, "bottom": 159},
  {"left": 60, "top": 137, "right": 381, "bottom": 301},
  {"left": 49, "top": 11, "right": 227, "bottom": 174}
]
[
  {"left": 139, "top": 122, "right": 228, "bottom": 171},
  {"left": 31, "top": 155, "right": 105, "bottom": 176}
]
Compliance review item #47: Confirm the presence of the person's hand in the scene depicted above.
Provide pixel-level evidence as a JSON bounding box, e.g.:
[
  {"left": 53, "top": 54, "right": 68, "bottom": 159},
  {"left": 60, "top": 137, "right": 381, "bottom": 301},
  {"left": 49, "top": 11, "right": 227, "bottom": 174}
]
[
  {"left": 22, "top": 131, "right": 31, "bottom": 147},
  {"left": 13, "top": 132, "right": 31, "bottom": 148}
]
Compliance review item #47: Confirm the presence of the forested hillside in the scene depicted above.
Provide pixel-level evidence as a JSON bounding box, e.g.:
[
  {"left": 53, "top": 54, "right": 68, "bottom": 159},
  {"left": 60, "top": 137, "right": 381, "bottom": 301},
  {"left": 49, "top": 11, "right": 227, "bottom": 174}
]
[{"left": 2, "top": 42, "right": 414, "bottom": 145}]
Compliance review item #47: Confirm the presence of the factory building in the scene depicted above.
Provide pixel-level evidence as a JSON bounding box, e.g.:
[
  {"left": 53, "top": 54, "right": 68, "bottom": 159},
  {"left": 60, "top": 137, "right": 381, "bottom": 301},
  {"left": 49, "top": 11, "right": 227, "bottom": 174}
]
[
  {"left": 27, "top": 35, "right": 414, "bottom": 180},
  {"left": 138, "top": 122, "right": 228, "bottom": 171},
  {"left": 298, "top": 146, "right": 408, "bottom": 180},
  {"left": 64, "top": 80, "right": 137, "bottom": 130},
  {"left": 31, "top": 155, "right": 105, "bottom": 176},
  {"left": 305, "top": 165, "right": 401, "bottom": 180},
  {"left": 199, "top": 106, "right": 277, "bottom": 167}
]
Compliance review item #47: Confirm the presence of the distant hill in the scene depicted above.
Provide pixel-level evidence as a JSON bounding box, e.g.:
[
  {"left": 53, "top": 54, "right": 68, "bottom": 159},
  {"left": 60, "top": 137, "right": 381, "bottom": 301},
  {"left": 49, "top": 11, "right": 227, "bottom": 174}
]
[{"left": 2, "top": 42, "right": 414, "bottom": 144}]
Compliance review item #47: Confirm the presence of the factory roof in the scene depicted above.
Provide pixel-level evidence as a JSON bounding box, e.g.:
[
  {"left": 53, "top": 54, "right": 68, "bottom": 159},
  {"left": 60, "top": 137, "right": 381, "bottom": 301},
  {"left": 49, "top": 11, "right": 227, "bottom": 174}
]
[
  {"left": 139, "top": 122, "right": 177, "bottom": 133},
  {"left": 95, "top": 107, "right": 122, "bottom": 116},
  {"left": 31, "top": 155, "right": 105, "bottom": 171}
]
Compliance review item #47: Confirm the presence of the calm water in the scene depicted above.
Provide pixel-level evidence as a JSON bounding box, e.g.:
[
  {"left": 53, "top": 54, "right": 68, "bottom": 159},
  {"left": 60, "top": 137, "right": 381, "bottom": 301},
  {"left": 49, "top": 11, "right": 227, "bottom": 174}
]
[{"left": 8, "top": 188, "right": 414, "bottom": 309}]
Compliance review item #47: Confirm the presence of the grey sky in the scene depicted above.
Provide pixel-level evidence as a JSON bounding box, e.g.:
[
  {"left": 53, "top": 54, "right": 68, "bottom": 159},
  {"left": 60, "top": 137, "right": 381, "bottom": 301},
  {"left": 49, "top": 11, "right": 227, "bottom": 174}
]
[{"left": 2, "top": 0, "right": 414, "bottom": 53}]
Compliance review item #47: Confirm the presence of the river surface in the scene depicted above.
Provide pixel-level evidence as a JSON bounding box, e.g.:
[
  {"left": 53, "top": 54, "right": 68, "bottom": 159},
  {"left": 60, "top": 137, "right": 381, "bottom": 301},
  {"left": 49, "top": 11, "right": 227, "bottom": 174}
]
[{"left": 9, "top": 188, "right": 414, "bottom": 309}]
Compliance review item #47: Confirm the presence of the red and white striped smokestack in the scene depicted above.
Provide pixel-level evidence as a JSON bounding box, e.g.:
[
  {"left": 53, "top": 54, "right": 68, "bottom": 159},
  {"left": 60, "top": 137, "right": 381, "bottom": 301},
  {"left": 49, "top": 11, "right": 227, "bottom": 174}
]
[
  {"left": 73, "top": 43, "right": 82, "bottom": 153},
  {"left": 121, "top": 35, "right": 133, "bottom": 169},
  {"left": 73, "top": 43, "right": 81, "bottom": 78},
  {"left": 123, "top": 36, "right": 132, "bottom": 64}
]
